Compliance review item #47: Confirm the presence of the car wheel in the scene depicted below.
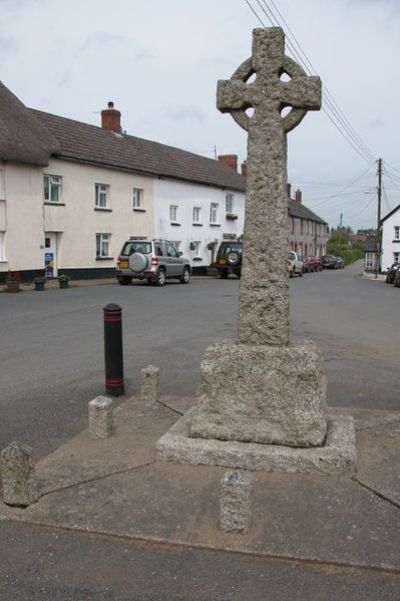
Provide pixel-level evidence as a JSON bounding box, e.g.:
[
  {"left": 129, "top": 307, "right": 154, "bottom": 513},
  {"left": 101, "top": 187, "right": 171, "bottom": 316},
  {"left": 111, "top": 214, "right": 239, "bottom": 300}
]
[
  {"left": 180, "top": 267, "right": 191, "bottom": 284},
  {"left": 155, "top": 268, "right": 166, "bottom": 287},
  {"left": 220, "top": 272, "right": 229, "bottom": 279},
  {"left": 235, "top": 271, "right": 241, "bottom": 279},
  {"left": 289, "top": 269, "right": 294, "bottom": 278},
  {"left": 298, "top": 270, "right": 303, "bottom": 277}
]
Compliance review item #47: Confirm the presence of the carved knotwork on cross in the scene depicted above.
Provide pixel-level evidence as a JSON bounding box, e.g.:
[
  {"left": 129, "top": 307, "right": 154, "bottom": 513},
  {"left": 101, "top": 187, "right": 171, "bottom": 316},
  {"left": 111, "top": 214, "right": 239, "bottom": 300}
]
[
  {"left": 217, "top": 27, "right": 321, "bottom": 134},
  {"left": 217, "top": 28, "right": 322, "bottom": 347}
]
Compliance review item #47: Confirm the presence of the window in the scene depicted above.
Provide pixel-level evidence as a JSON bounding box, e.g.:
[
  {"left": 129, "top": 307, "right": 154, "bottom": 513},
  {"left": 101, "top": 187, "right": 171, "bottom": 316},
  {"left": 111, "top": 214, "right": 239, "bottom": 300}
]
[
  {"left": 226, "top": 193, "right": 234, "bottom": 213},
  {"left": 193, "top": 207, "right": 202, "bottom": 223},
  {"left": 300, "top": 219, "right": 304, "bottom": 235},
  {"left": 96, "top": 233, "right": 110, "bottom": 258},
  {"left": 172, "top": 241, "right": 181, "bottom": 251},
  {"left": 210, "top": 202, "right": 219, "bottom": 224},
  {"left": 365, "top": 253, "right": 376, "bottom": 270},
  {"left": 291, "top": 217, "right": 294, "bottom": 234},
  {"left": 394, "top": 226, "right": 400, "bottom": 240},
  {"left": 44, "top": 175, "right": 61, "bottom": 203},
  {"left": 166, "top": 242, "right": 179, "bottom": 257},
  {"left": 133, "top": 188, "right": 143, "bottom": 209},
  {"left": 394, "top": 252, "right": 400, "bottom": 263},
  {"left": 170, "top": 205, "right": 178, "bottom": 222},
  {"left": 95, "top": 183, "right": 108, "bottom": 208},
  {"left": 0, "top": 232, "right": 5, "bottom": 261}
]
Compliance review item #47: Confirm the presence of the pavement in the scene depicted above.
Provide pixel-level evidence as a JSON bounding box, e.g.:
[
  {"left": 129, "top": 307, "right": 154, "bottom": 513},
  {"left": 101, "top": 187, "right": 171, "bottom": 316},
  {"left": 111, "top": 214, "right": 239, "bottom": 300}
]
[{"left": 1, "top": 394, "right": 399, "bottom": 599}]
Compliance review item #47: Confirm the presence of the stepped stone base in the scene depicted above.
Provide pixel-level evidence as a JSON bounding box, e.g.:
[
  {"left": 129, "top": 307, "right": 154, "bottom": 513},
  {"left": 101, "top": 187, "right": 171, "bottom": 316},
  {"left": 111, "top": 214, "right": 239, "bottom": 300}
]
[
  {"left": 190, "top": 339, "right": 328, "bottom": 448},
  {"left": 155, "top": 407, "right": 357, "bottom": 476}
]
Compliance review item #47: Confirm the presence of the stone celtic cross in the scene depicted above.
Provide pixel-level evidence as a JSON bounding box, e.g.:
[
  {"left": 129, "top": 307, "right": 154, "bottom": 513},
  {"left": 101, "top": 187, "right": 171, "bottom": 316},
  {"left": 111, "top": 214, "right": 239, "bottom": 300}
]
[{"left": 218, "top": 28, "right": 321, "bottom": 346}]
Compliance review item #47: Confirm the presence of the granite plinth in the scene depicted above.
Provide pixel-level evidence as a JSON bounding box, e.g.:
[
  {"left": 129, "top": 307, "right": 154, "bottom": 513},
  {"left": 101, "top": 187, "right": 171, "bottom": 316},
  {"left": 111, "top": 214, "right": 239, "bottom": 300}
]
[
  {"left": 156, "top": 408, "right": 357, "bottom": 476},
  {"left": 190, "top": 339, "right": 328, "bottom": 448}
]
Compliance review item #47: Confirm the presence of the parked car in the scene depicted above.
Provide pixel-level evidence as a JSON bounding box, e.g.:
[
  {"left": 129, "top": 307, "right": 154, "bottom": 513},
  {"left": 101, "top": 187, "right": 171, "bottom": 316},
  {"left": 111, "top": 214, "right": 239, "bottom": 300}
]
[
  {"left": 394, "top": 268, "right": 400, "bottom": 288},
  {"left": 309, "top": 256, "right": 323, "bottom": 271},
  {"left": 300, "top": 256, "right": 313, "bottom": 272},
  {"left": 215, "top": 241, "right": 243, "bottom": 279},
  {"left": 288, "top": 251, "right": 304, "bottom": 277},
  {"left": 335, "top": 256, "right": 345, "bottom": 269},
  {"left": 321, "top": 255, "right": 339, "bottom": 269},
  {"left": 386, "top": 262, "right": 400, "bottom": 284},
  {"left": 116, "top": 238, "right": 191, "bottom": 286}
]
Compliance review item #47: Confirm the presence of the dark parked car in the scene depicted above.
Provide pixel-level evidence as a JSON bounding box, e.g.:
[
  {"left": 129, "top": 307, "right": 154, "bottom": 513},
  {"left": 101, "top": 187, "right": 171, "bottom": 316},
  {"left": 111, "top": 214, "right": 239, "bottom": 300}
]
[
  {"left": 321, "top": 255, "right": 339, "bottom": 269},
  {"left": 215, "top": 241, "right": 242, "bottom": 279},
  {"left": 335, "top": 256, "right": 345, "bottom": 269},
  {"left": 394, "top": 269, "right": 400, "bottom": 288},
  {"left": 386, "top": 262, "right": 400, "bottom": 284}
]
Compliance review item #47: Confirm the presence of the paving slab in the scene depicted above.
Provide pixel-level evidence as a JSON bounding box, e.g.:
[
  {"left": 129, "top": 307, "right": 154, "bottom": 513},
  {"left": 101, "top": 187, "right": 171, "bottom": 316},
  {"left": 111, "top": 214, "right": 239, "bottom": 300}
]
[
  {"left": 0, "top": 396, "right": 399, "bottom": 578},
  {"left": 357, "top": 419, "right": 400, "bottom": 506}
]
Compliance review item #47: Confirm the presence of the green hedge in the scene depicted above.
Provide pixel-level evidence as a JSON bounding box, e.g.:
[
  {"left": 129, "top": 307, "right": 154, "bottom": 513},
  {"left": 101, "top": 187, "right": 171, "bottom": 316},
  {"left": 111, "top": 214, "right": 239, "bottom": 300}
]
[{"left": 327, "top": 244, "right": 364, "bottom": 266}]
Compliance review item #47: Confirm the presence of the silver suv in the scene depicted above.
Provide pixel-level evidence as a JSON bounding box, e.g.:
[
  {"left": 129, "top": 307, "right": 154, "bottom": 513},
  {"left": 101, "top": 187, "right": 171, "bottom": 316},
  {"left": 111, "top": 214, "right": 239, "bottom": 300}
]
[{"left": 116, "top": 238, "right": 191, "bottom": 286}]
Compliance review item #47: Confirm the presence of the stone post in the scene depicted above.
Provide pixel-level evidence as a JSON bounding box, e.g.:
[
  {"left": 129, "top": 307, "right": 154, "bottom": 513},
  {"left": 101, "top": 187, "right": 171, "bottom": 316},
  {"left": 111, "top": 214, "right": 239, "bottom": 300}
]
[
  {"left": 1, "top": 441, "right": 39, "bottom": 507},
  {"left": 141, "top": 365, "right": 160, "bottom": 401},
  {"left": 88, "top": 396, "right": 113, "bottom": 439},
  {"left": 219, "top": 470, "right": 253, "bottom": 533}
]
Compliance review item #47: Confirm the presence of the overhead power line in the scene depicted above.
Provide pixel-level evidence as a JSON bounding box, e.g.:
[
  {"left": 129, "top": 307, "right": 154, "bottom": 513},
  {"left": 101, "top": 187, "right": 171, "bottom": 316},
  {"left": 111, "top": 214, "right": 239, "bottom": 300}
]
[{"left": 243, "top": 0, "right": 377, "bottom": 165}]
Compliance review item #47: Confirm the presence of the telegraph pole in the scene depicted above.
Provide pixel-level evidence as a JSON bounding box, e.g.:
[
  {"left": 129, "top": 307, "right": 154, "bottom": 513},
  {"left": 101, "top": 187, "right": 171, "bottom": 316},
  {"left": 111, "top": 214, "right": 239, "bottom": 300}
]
[{"left": 375, "top": 158, "right": 382, "bottom": 279}]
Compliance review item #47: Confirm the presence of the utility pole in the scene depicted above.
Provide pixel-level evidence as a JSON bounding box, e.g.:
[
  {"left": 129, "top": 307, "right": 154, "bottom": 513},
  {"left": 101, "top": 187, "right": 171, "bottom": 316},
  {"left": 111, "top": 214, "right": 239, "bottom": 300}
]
[
  {"left": 339, "top": 213, "right": 343, "bottom": 228},
  {"left": 375, "top": 158, "right": 382, "bottom": 279}
]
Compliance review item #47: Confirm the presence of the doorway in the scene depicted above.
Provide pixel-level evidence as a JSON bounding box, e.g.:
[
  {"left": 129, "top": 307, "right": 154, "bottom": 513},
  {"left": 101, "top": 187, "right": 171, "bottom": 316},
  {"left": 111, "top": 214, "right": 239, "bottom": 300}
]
[{"left": 44, "top": 232, "right": 58, "bottom": 278}]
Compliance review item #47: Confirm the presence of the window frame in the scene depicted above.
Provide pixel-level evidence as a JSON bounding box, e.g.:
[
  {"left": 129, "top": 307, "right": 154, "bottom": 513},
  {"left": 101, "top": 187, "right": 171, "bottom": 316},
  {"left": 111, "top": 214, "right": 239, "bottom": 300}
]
[
  {"left": 225, "top": 193, "right": 234, "bottom": 214},
  {"left": 170, "top": 204, "right": 178, "bottom": 223},
  {"left": 210, "top": 202, "right": 219, "bottom": 224},
  {"left": 44, "top": 174, "right": 61, "bottom": 203},
  {"left": 193, "top": 206, "right": 202, "bottom": 224},
  {"left": 394, "top": 226, "right": 400, "bottom": 240},
  {"left": 133, "top": 187, "right": 143, "bottom": 210},
  {"left": 96, "top": 233, "right": 111, "bottom": 258},
  {"left": 95, "top": 183, "right": 108, "bottom": 209}
]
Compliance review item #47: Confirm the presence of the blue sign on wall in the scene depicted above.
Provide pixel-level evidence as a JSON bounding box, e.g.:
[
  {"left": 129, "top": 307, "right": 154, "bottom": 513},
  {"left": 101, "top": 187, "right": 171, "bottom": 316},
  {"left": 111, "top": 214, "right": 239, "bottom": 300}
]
[{"left": 45, "top": 252, "right": 54, "bottom": 278}]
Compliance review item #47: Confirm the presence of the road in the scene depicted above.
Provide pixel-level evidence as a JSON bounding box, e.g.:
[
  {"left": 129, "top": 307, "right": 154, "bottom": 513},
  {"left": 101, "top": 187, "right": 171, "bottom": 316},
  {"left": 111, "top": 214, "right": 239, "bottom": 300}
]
[{"left": 1, "top": 261, "right": 399, "bottom": 459}]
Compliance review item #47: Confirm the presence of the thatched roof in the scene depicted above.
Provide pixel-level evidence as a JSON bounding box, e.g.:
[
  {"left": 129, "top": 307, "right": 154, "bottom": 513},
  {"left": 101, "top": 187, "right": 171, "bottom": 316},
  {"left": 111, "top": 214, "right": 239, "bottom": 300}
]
[
  {"left": 32, "top": 109, "right": 247, "bottom": 192},
  {"left": 0, "top": 81, "right": 60, "bottom": 166}
]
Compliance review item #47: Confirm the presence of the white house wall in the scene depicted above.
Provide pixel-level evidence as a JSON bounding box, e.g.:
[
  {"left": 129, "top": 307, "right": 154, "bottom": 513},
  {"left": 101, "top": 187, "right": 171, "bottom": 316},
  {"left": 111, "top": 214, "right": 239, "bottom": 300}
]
[
  {"left": 1, "top": 162, "right": 44, "bottom": 272},
  {"left": 0, "top": 158, "right": 155, "bottom": 275},
  {"left": 382, "top": 209, "right": 400, "bottom": 269},
  {"left": 154, "top": 178, "right": 245, "bottom": 267}
]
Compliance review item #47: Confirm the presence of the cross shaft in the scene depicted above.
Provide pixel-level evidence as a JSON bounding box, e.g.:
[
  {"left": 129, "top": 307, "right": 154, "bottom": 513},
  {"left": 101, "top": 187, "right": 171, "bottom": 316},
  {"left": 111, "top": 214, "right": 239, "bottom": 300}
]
[{"left": 217, "top": 28, "right": 321, "bottom": 346}]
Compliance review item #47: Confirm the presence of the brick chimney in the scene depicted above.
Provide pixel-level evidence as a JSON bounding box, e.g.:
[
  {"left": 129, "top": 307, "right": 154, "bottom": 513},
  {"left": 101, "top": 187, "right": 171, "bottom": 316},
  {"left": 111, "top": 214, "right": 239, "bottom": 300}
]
[
  {"left": 101, "top": 101, "right": 122, "bottom": 133},
  {"left": 241, "top": 160, "right": 247, "bottom": 177},
  {"left": 218, "top": 154, "right": 238, "bottom": 172},
  {"left": 287, "top": 183, "right": 292, "bottom": 198},
  {"left": 295, "top": 188, "right": 302, "bottom": 203}
]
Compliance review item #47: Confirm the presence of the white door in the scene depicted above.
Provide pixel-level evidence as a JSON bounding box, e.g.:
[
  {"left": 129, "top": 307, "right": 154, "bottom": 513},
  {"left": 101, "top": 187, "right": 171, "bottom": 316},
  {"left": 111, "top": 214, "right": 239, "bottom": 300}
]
[{"left": 44, "top": 232, "right": 58, "bottom": 278}]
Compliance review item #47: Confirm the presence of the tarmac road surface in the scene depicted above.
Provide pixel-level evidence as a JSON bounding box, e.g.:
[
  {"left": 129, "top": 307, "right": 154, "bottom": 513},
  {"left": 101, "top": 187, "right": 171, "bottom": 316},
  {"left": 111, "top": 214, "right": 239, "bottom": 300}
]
[{"left": 0, "top": 260, "right": 398, "bottom": 458}]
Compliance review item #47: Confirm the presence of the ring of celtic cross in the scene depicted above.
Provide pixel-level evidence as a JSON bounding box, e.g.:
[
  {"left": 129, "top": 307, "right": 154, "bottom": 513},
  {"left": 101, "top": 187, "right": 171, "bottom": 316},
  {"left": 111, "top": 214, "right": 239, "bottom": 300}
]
[{"left": 225, "top": 56, "right": 310, "bottom": 134}]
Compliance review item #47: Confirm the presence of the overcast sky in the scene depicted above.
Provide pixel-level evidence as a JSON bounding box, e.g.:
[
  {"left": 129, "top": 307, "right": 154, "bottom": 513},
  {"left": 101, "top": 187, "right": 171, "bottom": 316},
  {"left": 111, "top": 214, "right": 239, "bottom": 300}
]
[{"left": 1, "top": 0, "right": 399, "bottom": 229}]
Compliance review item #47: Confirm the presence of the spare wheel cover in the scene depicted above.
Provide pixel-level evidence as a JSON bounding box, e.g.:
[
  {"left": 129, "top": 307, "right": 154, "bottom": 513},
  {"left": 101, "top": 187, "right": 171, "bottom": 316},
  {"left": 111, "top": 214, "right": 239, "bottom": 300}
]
[
  {"left": 129, "top": 252, "right": 148, "bottom": 273},
  {"left": 226, "top": 251, "right": 240, "bottom": 266}
]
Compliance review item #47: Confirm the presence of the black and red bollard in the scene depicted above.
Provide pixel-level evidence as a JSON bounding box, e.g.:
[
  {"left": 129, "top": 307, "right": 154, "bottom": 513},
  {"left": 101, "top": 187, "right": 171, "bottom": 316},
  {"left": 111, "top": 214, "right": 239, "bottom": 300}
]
[{"left": 103, "top": 303, "right": 124, "bottom": 396}]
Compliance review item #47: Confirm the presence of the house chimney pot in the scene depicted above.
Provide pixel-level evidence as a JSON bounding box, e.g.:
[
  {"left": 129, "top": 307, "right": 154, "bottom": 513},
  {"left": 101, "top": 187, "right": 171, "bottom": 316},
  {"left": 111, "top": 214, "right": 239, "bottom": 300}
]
[
  {"left": 218, "top": 154, "right": 238, "bottom": 172},
  {"left": 295, "top": 189, "right": 302, "bottom": 203},
  {"left": 101, "top": 101, "right": 122, "bottom": 133},
  {"left": 241, "top": 161, "right": 247, "bottom": 177}
]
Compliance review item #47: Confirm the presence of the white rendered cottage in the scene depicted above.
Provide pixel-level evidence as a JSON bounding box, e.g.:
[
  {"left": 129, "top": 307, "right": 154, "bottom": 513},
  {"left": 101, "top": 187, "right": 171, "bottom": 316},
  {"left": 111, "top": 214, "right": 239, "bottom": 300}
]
[
  {"left": 381, "top": 203, "right": 400, "bottom": 270},
  {"left": 0, "top": 82, "right": 246, "bottom": 281}
]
